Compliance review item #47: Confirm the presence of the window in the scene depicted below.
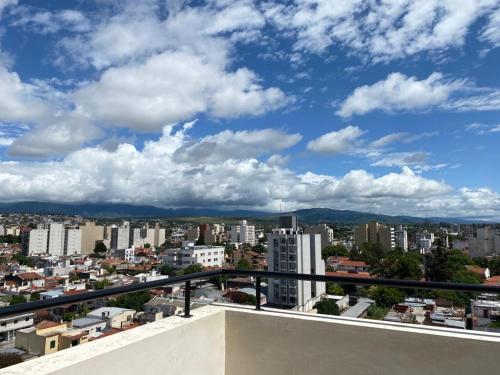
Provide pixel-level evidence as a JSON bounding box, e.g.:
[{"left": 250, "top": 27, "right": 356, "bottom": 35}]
[
  {"left": 71, "top": 340, "right": 78, "bottom": 347},
  {"left": 50, "top": 340, "right": 56, "bottom": 349},
  {"left": 1, "top": 323, "right": 6, "bottom": 327},
  {"left": 25, "top": 317, "right": 30, "bottom": 321},
  {"left": 13, "top": 320, "right": 17, "bottom": 324}
]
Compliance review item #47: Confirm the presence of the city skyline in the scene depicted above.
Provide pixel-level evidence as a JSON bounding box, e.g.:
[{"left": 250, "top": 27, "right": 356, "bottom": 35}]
[{"left": 0, "top": 1, "right": 500, "bottom": 219}]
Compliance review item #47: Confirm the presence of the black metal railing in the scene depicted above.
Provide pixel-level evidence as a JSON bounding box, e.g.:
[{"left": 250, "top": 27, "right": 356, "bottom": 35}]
[{"left": 1, "top": 269, "right": 499, "bottom": 319}]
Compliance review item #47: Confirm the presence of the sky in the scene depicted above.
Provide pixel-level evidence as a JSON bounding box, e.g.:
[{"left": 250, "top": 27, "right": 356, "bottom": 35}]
[{"left": 0, "top": 0, "right": 500, "bottom": 219}]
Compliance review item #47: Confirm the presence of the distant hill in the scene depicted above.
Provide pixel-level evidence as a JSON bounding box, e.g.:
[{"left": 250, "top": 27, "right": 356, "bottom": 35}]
[{"left": 0, "top": 202, "right": 477, "bottom": 224}]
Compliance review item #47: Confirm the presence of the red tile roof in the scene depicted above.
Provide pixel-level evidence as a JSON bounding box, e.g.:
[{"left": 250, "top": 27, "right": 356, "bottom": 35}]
[
  {"left": 326, "top": 271, "right": 374, "bottom": 279},
  {"left": 18, "top": 272, "right": 43, "bottom": 280},
  {"left": 36, "top": 320, "right": 62, "bottom": 330},
  {"left": 484, "top": 276, "right": 500, "bottom": 286}
]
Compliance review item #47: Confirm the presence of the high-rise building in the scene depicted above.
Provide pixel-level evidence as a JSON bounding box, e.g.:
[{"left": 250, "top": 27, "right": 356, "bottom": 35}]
[
  {"left": 65, "top": 228, "right": 82, "bottom": 255},
  {"left": 27, "top": 228, "right": 49, "bottom": 255},
  {"left": 394, "top": 225, "right": 408, "bottom": 251},
  {"left": 416, "top": 231, "right": 435, "bottom": 254},
  {"left": 304, "top": 224, "right": 334, "bottom": 250},
  {"left": 48, "top": 223, "right": 65, "bottom": 256},
  {"left": 468, "top": 227, "right": 500, "bottom": 257},
  {"left": 0, "top": 224, "right": 4, "bottom": 236},
  {"left": 354, "top": 221, "right": 395, "bottom": 251},
  {"left": 267, "top": 215, "right": 325, "bottom": 311},
  {"left": 80, "top": 222, "right": 105, "bottom": 254},
  {"left": 231, "top": 220, "right": 256, "bottom": 245},
  {"left": 110, "top": 225, "right": 131, "bottom": 250}
]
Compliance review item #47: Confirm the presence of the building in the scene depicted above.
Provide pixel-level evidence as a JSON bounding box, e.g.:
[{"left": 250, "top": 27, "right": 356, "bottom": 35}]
[
  {"left": 231, "top": 220, "right": 256, "bottom": 246},
  {"left": 15, "top": 320, "right": 88, "bottom": 356},
  {"left": 394, "top": 225, "right": 408, "bottom": 251},
  {"left": 468, "top": 227, "right": 500, "bottom": 257},
  {"left": 27, "top": 228, "right": 49, "bottom": 254},
  {"left": 164, "top": 243, "right": 225, "bottom": 269},
  {"left": 185, "top": 227, "right": 200, "bottom": 242},
  {"left": 145, "top": 223, "right": 165, "bottom": 247},
  {"left": 48, "top": 223, "right": 65, "bottom": 256},
  {"left": 304, "top": 224, "right": 334, "bottom": 250},
  {"left": 65, "top": 228, "right": 82, "bottom": 255},
  {"left": 0, "top": 313, "right": 34, "bottom": 341},
  {"left": 110, "top": 225, "right": 131, "bottom": 250},
  {"left": 416, "top": 231, "right": 435, "bottom": 254},
  {"left": 267, "top": 215, "right": 325, "bottom": 310},
  {"left": 354, "top": 221, "right": 394, "bottom": 251},
  {"left": 80, "top": 222, "right": 105, "bottom": 254},
  {"left": 87, "top": 307, "right": 135, "bottom": 329},
  {"left": 71, "top": 317, "right": 107, "bottom": 337}
]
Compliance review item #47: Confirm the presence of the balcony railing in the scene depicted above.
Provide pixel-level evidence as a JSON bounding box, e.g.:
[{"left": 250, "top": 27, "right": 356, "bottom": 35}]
[{"left": 1, "top": 269, "right": 500, "bottom": 319}]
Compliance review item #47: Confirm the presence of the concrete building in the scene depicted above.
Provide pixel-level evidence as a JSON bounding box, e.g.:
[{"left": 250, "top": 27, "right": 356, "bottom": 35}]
[
  {"left": 80, "top": 222, "right": 105, "bottom": 254},
  {"left": 394, "top": 225, "right": 408, "bottom": 251},
  {"left": 468, "top": 227, "right": 500, "bottom": 257},
  {"left": 304, "top": 224, "right": 334, "bottom": 250},
  {"left": 65, "top": 228, "right": 82, "bottom": 255},
  {"left": 87, "top": 307, "right": 135, "bottom": 329},
  {"left": 164, "top": 243, "right": 225, "bottom": 269},
  {"left": 231, "top": 220, "right": 256, "bottom": 246},
  {"left": 110, "top": 225, "right": 131, "bottom": 250},
  {"left": 132, "top": 228, "right": 145, "bottom": 247},
  {"left": 354, "top": 221, "right": 395, "bottom": 251},
  {"left": 48, "top": 223, "right": 65, "bottom": 256},
  {"left": 0, "top": 224, "right": 4, "bottom": 236},
  {"left": 27, "top": 228, "right": 49, "bottom": 254},
  {"left": 144, "top": 223, "right": 166, "bottom": 247},
  {"left": 185, "top": 227, "right": 200, "bottom": 242},
  {"left": 416, "top": 231, "right": 435, "bottom": 254},
  {"left": 267, "top": 216, "right": 325, "bottom": 311},
  {"left": 0, "top": 313, "right": 34, "bottom": 342}
]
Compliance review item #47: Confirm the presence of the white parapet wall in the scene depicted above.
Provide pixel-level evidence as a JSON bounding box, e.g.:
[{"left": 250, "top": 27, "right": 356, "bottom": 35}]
[{"left": 1, "top": 304, "right": 500, "bottom": 375}]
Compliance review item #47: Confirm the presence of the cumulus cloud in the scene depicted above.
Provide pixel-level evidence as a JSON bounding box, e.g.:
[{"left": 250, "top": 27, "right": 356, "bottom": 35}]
[
  {"left": 264, "top": 0, "right": 499, "bottom": 63},
  {"left": 337, "top": 72, "right": 464, "bottom": 117},
  {"left": 174, "top": 128, "right": 302, "bottom": 163},
  {"left": 306, "top": 126, "right": 365, "bottom": 154},
  {"left": 74, "top": 50, "right": 289, "bottom": 131}
]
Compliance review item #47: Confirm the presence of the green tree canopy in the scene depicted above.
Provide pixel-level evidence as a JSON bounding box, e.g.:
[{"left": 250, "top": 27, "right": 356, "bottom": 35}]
[
  {"left": 235, "top": 259, "right": 253, "bottom": 270},
  {"left": 159, "top": 264, "right": 174, "bottom": 276},
  {"left": 252, "top": 243, "right": 266, "bottom": 254},
  {"left": 183, "top": 264, "right": 204, "bottom": 275},
  {"left": 326, "top": 283, "right": 344, "bottom": 295},
  {"left": 9, "top": 295, "right": 27, "bottom": 305},
  {"left": 367, "top": 286, "right": 405, "bottom": 308},
  {"left": 376, "top": 250, "right": 423, "bottom": 280},
  {"left": 107, "top": 291, "right": 151, "bottom": 311},
  {"left": 144, "top": 243, "right": 151, "bottom": 248},
  {"left": 94, "top": 241, "right": 107, "bottom": 255},
  {"left": 321, "top": 244, "right": 349, "bottom": 260},
  {"left": 314, "top": 299, "right": 340, "bottom": 315}
]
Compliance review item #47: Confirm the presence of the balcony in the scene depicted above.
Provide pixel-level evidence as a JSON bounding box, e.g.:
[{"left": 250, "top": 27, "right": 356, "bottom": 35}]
[
  {"left": 0, "top": 270, "right": 499, "bottom": 374},
  {"left": 0, "top": 304, "right": 499, "bottom": 375}
]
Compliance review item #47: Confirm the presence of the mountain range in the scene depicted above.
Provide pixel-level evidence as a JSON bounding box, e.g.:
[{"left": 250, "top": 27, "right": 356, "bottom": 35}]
[{"left": 0, "top": 201, "right": 479, "bottom": 224}]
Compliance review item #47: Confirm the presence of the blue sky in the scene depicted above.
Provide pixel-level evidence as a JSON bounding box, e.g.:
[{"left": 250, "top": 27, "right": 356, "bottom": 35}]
[{"left": 0, "top": 0, "right": 500, "bottom": 219}]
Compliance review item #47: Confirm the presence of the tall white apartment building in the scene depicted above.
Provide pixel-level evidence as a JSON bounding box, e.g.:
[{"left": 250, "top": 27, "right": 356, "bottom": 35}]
[
  {"left": 145, "top": 223, "right": 166, "bottom": 247},
  {"left": 65, "top": 228, "right": 82, "bottom": 255},
  {"left": 28, "top": 228, "right": 49, "bottom": 254},
  {"left": 231, "top": 220, "right": 256, "bottom": 246},
  {"left": 416, "top": 231, "right": 435, "bottom": 254},
  {"left": 48, "top": 223, "right": 65, "bottom": 256},
  {"left": 268, "top": 216, "right": 325, "bottom": 311},
  {"left": 394, "top": 225, "right": 408, "bottom": 251},
  {"left": 110, "top": 225, "right": 131, "bottom": 250},
  {"left": 80, "top": 222, "right": 105, "bottom": 254},
  {"left": 164, "top": 243, "right": 225, "bottom": 269},
  {"left": 132, "top": 228, "right": 145, "bottom": 247},
  {"left": 354, "top": 221, "right": 395, "bottom": 251}
]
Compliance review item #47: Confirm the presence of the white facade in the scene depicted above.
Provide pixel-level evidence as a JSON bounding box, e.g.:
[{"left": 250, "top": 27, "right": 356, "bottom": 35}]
[
  {"left": 65, "top": 228, "right": 82, "bottom": 255},
  {"left": 164, "top": 244, "right": 225, "bottom": 269},
  {"left": 132, "top": 228, "right": 145, "bottom": 247},
  {"left": 394, "top": 226, "right": 408, "bottom": 251},
  {"left": 230, "top": 220, "right": 256, "bottom": 245},
  {"left": 0, "top": 313, "right": 34, "bottom": 341},
  {"left": 268, "top": 223, "right": 326, "bottom": 309},
  {"left": 416, "top": 231, "right": 435, "bottom": 253},
  {"left": 117, "top": 226, "right": 130, "bottom": 250},
  {"left": 28, "top": 228, "right": 49, "bottom": 254},
  {"left": 48, "top": 223, "right": 65, "bottom": 256}
]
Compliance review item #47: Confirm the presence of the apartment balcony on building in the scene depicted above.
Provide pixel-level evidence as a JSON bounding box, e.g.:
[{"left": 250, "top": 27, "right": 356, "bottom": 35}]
[{"left": 0, "top": 270, "right": 498, "bottom": 375}]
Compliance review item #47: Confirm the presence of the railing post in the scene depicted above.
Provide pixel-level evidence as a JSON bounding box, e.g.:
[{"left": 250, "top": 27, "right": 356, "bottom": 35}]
[
  {"left": 255, "top": 276, "right": 261, "bottom": 311},
  {"left": 184, "top": 280, "right": 192, "bottom": 318}
]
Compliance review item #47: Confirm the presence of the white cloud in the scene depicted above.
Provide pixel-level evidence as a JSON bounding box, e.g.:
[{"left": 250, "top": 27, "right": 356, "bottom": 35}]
[
  {"left": 337, "top": 72, "right": 465, "bottom": 117},
  {"left": 74, "top": 49, "right": 289, "bottom": 131},
  {"left": 465, "top": 122, "right": 500, "bottom": 134},
  {"left": 370, "top": 131, "right": 439, "bottom": 148},
  {"left": 480, "top": 6, "right": 500, "bottom": 47},
  {"left": 444, "top": 90, "right": 500, "bottom": 112},
  {"left": 174, "top": 128, "right": 302, "bottom": 163},
  {"left": 10, "top": 7, "right": 90, "bottom": 34},
  {"left": 306, "top": 126, "right": 365, "bottom": 154},
  {"left": 0, "top": 0, "right": 16, "bottom": 18},
  {"left": 264, "top": 0, "right": 500, "bottom": 63}
]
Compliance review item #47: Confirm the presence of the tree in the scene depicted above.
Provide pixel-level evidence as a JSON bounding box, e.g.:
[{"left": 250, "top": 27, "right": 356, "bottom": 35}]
[
  {"left": 95, "top": 279, "right": 112, "bottom": 290},
  {"left": 107, "top": 291, "right": 151, "bottom": 311},
  {"left": 30, "top": 292, "right": 40, "bottom": 301},
  {"left": 9, "top": 295, "right": 27, "bottom": 305},
  {"left": 360, "top": 242, "right": 386, "bottom": 270},
  {"left": 252, "top": 243, "right": 266, "bottom": 254},
  {"left": 94, "top": 241, "right": 107, "bottom": 255},
  {"left": 314, "top": 299, "right": 340, "bottom": 315},
  {"left": 377, "top": 250, "right": 423, "bottom": 280},
  {"left": 326, "top": 283, "right": 344, "bottom": 295},
  {"left": 429, "top": 241, "right": 473, "bottom": 282},
  {"left": 0, "top": 234, "right": 19, "bottom": 244},
  {"left": 321, "top": 244, "right": 349, "bottom": 260},
  {"left": 0, "top": 353, "right": 23, "bottom": 368},
  {"left": 235, "top": 259, "right": 252, "bottom": 270},
  {"left": 367, "top": 286, "right": 405, "bottom": 308},
  {"left": 11, "top": 253, "right": 33, "bottom": 267},
  {"left": 367, "top": 305, "right": 389, "bottom": 320},
  {"left": 183, "top": 264, "right": 203, "bottom": 275},
  {"left": 195, "top": 235, "right": 205, "bottom": 246},
  {"left": 224, "top": 244, "right": 236, "bottom": 258},
  {"left": 159, "top": 264, "right": 174, "bottom": 276},
  {"left": 144, "top": 243, "right": 151, "bottom": 248}
]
